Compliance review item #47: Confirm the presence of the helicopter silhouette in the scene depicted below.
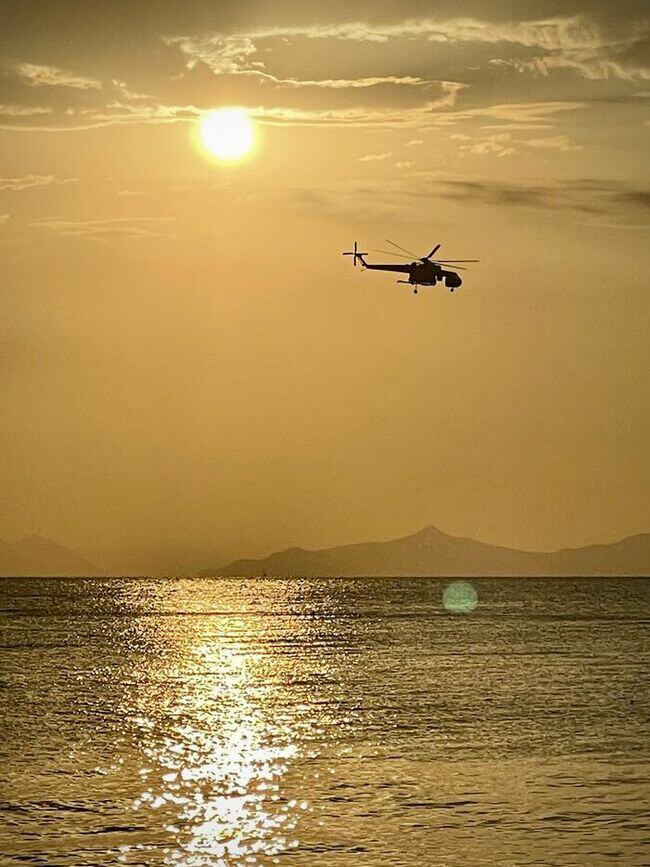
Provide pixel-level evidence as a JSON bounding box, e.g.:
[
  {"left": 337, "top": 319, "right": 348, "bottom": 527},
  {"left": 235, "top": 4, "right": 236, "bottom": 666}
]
[{"left": 343, "top": 239, "right": 478, "bottom": 294}]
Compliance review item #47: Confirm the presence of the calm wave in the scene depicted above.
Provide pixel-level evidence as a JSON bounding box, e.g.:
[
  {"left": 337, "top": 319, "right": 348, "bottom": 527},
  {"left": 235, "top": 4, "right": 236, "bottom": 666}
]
[{"left": 1, "top": 577, "right": 649, "bottom": 865}]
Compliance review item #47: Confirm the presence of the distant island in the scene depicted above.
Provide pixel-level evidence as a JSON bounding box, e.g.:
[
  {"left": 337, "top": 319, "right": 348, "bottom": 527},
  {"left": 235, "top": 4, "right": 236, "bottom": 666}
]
[
  {"left": 206, "top": 525, "right": 650, "bottom": 578},
  {"left": 2, "top": 526, "right": 649, "bottom": 578},
  {"left": 0, "top": 536, "right": 100, "bottom": 578}
]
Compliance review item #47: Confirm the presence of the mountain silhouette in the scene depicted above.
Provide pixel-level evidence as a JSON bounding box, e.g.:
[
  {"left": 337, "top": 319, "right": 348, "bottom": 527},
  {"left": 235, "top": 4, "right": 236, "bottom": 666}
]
[
  {"left": 0, "top": 535, "right": 100, "bottom": 577},
  {"left": 207, "top": 525, "right": 650, "bottom": 577}
]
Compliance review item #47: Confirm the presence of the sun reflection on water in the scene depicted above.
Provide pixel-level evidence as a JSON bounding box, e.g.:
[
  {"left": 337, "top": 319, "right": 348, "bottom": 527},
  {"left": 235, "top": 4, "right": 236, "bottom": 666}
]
[{"left": 126, "top": 620, "right": 309, "bottom": 866}]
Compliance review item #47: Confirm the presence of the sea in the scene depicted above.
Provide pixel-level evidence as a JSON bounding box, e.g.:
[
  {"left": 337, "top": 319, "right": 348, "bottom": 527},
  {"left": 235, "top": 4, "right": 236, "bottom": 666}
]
[{"left": 1, "top": 577, "right": 648, "bottom": 866}]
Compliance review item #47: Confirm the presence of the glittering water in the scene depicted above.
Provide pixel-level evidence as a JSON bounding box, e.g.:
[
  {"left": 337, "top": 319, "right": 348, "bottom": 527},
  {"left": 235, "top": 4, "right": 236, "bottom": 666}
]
[{"left": 1, "top": 578, "right": 648, "bottom": 866}]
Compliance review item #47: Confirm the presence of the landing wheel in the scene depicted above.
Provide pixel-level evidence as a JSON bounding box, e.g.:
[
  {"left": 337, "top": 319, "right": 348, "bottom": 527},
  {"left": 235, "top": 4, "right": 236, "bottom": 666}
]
[
  {"left": 450, "top": 288, "right": 454, "bottom": 293},
  {"left": 413, "top": 288, "right": 418, "bottom": 294}
]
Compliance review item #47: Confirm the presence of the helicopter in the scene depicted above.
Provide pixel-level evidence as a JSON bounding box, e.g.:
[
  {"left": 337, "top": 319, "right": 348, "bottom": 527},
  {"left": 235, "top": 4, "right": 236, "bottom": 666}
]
[{"left": 343, "top": 239, "right": 478, "bottom": 294}]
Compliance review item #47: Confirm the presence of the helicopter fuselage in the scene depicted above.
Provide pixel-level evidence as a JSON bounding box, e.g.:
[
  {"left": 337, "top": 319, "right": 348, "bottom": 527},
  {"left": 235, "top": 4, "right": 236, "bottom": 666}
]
[
  {"left": 362, "top": 258, "right": 462, "bottom": 288},
  {"left": 409, "top": 261, "right": 462, "bottom": 287}
]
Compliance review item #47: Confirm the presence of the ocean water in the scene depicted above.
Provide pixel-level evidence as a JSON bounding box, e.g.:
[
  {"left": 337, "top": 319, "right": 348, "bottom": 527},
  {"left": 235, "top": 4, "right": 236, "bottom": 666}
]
[{"left": 1, "top": 577, "right": 648, "bottom": 867}]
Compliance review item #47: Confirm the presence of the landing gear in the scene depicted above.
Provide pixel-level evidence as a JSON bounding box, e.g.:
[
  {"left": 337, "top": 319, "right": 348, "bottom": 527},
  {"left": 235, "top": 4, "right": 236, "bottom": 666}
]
[{"left": 413, "top": 288, "right": 418, "bottom": 294}]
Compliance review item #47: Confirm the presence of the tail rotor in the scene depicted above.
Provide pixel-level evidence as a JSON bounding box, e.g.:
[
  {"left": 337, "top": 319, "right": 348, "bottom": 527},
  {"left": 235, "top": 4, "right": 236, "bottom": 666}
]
[{"left": 342, "top": 240, "right": 367, "bottom": 267}]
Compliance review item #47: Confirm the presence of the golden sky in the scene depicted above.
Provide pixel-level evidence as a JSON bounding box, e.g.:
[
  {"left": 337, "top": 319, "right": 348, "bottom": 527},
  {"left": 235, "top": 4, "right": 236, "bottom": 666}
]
[{"left": 1, "top": 0, "right": 649, "bottom": 572}]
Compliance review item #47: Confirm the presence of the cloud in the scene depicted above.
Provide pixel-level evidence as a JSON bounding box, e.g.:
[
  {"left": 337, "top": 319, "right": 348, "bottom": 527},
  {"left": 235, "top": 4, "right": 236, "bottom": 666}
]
[
  {"left": 0, "top": 98, "right": 203, "bottom": 131},
  {"left": 404, "top": 139, "right": 423, "bottom": 147},
  {"left": 111, "top": 79, "right": 154, "bottom": 100},
  {"left": 165, "top": 15, "right": 650, "bottom": 85},
  {"left": 16, "top": 63, "right": 102, "bottom": 90},
  {"left": 0, "top": 104, "right": 52, "bottom": 116},
  {"left": 278, "top": 76, "right": 428, "bottom": 90},
  {"left": 491, "top": 53, "right": 650, "bottom": 83},
  {"left": 454, "top": 130, "right": 580, "bottom": 157},
  {"left": 74, "top": 101, "right": 202, "bottom": 128},
  {"left": 248, "top": 82, "right": 466, "bottom": 127},
  {"left": 396, "top": 160, "right": 415, "bottom": 169},
  {"left": 458, "top": 132, "right": 517, "bottom": 157},
  {"left": 358, "top": 152, "right": 393, "bottom": 162},
  {"left": 341, "top": 16, "right": 650, "bottom": 84},
  {"left": 453, "top": 124, "right": 586, "bottom": 159},
  {"left": 523, "top": 134, "right": 581, "bottom": 152},
  {"left": 289, "top": 174, "right": 650, "bottom": 229},
  {"left": 165, "top": 33, "right": 434, "bottom": 90},
  {"left": 465, "top": 101, "right": 586, "bottom": 124},
  {"left": 168, "top": 17, "right": 612, "bottom": 49},
  {"left": 434, "top": 178, "right": 650, "bottom": 222},
  {"left": 0, "top": 175, "right": 78, "bottom": 191},
  {"left": 29, "top": 216, "right": 177, "bottom": 239},
  {"left": 164, "top": 34, "right": 258, "bottom": 75},
  {"left": 614, "top": 190, "right": 650, "bottom": 210}
]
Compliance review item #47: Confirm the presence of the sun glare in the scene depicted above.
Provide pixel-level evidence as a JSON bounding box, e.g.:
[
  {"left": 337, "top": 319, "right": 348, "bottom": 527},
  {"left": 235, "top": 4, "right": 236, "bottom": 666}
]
[{"left": 199, "top": 109, "right": 255, "bottom": 162}]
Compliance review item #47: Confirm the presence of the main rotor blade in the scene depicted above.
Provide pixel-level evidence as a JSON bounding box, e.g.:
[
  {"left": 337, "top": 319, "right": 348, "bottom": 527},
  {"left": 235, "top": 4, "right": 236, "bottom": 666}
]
[
  {"left": 372, "top": 249, "right": 474, "bottom": 269},
  {"left": 385, "top": 238, "right": 419, "bottom": 258},
  {"left": 426, "top": 244, "right": 441, "bottom": 259},
  {"left": 372, "top": 249, "right": 413, "bottom": 260}
]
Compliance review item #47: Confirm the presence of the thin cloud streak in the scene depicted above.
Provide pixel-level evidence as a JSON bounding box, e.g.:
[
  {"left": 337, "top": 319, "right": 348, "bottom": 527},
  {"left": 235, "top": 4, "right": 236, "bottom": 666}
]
[
  {"left": 16, "top": 63, "right": 102, "bottom": 90},
  {"left": 29, "top": 216, "right": 177, "bottom": 239},
  {"left": 523, "top": 134, "right": 582, "bottom": 152},
  {"left": 357, "top": 152, "right": 393, "bottom": 162},
  {"left": 0, "top": 174, "right": 78, "bottom": 191},
  {"left": 0, "top": 104, "right": 53, "bottom": 116}
]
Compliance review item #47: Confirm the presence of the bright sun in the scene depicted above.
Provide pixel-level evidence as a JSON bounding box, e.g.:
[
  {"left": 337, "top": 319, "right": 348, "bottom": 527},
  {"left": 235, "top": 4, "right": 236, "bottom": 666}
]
[{"left": 199, "top": 108, "right": 255, "bottom": 161}]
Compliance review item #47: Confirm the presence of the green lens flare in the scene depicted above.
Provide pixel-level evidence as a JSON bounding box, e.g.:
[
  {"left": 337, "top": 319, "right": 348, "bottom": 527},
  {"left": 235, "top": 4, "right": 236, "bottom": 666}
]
[{"left": 442, "top": 580, "right": 478, "bottom": 614}]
